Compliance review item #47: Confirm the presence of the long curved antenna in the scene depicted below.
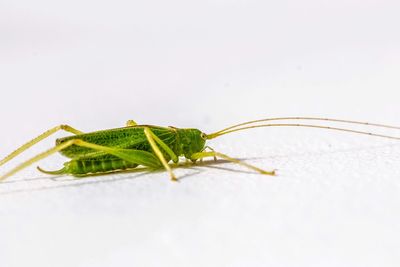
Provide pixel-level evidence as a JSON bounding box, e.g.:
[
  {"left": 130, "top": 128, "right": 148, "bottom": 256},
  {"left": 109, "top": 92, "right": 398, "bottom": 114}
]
[
  {"left": 206, "top": 123, "right": 400, "bottom": 140},
  {"left": 212, "top": 117, "right": 400, "bottom": 136}
]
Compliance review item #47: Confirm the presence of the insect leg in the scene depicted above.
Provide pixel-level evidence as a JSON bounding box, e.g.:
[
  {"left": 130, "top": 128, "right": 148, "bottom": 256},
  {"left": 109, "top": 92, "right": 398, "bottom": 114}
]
[
  {"left": 143, "top": 127, "right": 178, "bottom": 181},
  {"left": 0, "top": 125, "right": 83, "bottom": 168},
  {"left": 200, "top": 146, "right": 217, "bottom": 161},
  {"left": 0, "top": 139, "right": 79, "bottom": 181},
  {"left": 126, "top": 120, "right": 138, "bottom": 126},
  {"left": 190, "top": 151, "right": 276, "bottom": 176},
  {"left": 0, "top": 139, "right": 162, "bottom": 181}
]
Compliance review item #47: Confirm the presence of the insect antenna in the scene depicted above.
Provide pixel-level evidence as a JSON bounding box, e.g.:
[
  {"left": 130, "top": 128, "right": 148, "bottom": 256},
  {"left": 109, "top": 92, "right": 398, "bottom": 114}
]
[
  {"left": 211, "top": 117, "right": 400, "bottom": 136},
  {"left": 206, "top": 118, "right": 400, "bottom": 140}
]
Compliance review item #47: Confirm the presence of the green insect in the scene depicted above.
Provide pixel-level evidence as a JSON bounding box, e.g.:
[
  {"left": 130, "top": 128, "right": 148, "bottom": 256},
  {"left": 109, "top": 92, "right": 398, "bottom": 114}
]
[{"left": 1, "top": 117, "right": 400, "bottom": 182}]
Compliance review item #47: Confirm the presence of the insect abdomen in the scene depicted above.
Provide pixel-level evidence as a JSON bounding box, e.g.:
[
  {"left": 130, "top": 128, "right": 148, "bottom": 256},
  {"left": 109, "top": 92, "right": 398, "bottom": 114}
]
[{"left": 64, "top": 158, "right": 138, "bottom": 176}]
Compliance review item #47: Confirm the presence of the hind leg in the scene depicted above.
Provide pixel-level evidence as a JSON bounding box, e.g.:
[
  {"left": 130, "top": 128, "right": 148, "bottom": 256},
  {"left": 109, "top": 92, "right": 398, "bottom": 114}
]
[
  {"left": 126, "top": 120, "right": 138, "bottom": 126},
  {"left": 0, "top": 139, "right": 162, "bottom": 181},
  {"left": 0, "top": 124, "right": 83, "bottom": 168}
]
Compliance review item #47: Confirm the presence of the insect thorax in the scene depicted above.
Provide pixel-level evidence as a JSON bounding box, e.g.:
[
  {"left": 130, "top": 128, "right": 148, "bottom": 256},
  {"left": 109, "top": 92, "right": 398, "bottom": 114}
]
[{"left": 176, "top": 128, "right": 206, "bottom": 158}]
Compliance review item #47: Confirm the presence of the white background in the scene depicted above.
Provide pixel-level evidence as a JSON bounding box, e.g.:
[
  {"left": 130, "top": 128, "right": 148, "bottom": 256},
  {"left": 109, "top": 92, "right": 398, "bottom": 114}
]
[{"left": 1, "top": 1, "right": 400, "bottom": 266}]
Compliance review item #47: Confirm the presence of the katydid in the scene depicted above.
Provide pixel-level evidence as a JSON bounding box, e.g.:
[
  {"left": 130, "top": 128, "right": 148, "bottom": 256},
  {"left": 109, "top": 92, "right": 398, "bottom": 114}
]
[{"left": 1, "top": 117, "right": 400, "bottom": 182}]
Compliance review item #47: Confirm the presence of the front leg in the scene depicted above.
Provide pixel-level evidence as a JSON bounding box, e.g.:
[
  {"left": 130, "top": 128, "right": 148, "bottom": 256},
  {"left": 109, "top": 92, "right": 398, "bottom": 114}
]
[
  {"left": 199, "top": 146, "right": 217, "bottom": 162},
  {"left": 191, "top": 151, "right": 276, "bottom": 176}
]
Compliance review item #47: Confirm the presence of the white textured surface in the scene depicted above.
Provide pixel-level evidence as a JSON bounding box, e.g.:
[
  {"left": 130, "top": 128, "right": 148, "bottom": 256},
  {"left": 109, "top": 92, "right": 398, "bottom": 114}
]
[{"left": 1, "top": 1, "right": 400, "bottom": 266}]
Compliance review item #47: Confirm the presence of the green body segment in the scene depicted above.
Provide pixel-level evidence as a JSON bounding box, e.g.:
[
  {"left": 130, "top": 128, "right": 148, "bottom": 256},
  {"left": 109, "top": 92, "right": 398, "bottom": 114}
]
[
  {"left": 55, "top": 125, "right": 206, "bottom": 176},
  {"left": 64, "top": 158, "right": 138, "bottom": 176}
]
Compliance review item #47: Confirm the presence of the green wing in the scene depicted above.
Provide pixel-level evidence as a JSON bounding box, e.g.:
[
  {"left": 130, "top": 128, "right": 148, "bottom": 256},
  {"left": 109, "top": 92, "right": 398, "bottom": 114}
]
[{"left": 56, "top": 126, "right": 178, "bottom": 160}]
